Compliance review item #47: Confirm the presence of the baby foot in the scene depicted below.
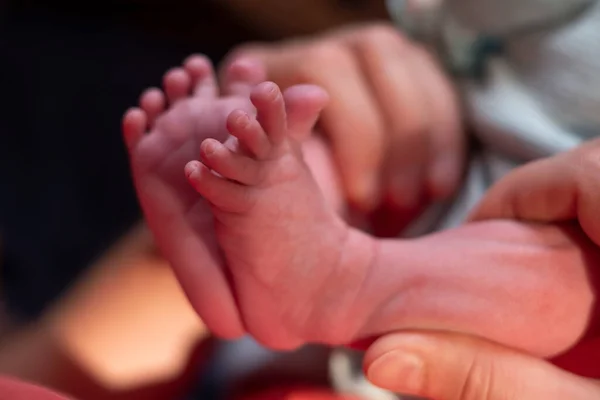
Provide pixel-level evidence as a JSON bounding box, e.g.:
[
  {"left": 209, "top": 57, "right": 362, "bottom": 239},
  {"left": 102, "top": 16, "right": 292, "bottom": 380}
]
[
  {"left": 185, "top": 82, "right": 376, "bottom": 349},
  {"left": 122, "top": 55, "right": 263, "bottom": 338}
]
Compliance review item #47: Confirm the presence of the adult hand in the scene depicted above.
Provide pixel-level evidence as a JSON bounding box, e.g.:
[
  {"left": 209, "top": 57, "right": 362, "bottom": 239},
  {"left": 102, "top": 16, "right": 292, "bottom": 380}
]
[
  {"left": 469, "top": 137, "right": 600, "bottom": 245},
  {"left": 362, "top": 139, "right": 600, "bottom": 399},
  {"left": 363, "top": 332, "right": 600, "bottom": 400},
  {"left": 222, "top": 23, "right": 464, "bottom": 215}
]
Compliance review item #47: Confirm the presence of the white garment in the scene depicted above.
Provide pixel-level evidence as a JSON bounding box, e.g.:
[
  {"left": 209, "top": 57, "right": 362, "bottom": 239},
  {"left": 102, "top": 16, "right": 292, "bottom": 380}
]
[{"left": 394, "top": 0, "right": 600, "bottom": 236}]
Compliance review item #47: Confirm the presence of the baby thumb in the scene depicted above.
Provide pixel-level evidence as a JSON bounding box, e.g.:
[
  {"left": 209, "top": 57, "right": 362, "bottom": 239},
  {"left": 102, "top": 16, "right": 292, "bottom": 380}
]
[{"left": 363, "top": 332, "right": 600, "bottom": 400}]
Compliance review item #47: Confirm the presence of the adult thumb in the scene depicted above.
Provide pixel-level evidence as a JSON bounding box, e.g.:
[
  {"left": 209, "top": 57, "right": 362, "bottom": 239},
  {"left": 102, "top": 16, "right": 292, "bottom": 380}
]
[{"left": 363, "top": 332, "right": 600, "bottom": 400}]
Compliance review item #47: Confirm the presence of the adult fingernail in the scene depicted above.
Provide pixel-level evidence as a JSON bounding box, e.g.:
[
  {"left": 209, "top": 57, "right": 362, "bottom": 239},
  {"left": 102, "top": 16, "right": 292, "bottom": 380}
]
[{"left": 366, "top": 350, "right": 425, "bottom": 393}]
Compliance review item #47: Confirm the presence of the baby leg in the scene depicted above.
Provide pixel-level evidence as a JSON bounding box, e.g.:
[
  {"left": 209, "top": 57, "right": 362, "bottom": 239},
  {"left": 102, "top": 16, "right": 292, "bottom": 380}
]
[{"left": 185, "top": 82, "right": 376, "bottom": 349}]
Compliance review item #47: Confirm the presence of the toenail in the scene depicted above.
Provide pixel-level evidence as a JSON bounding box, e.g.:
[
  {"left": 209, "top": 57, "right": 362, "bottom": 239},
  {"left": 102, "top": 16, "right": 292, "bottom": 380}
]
[
  {"left": 234, "top": 112, "right": 250, "bottom": 127},
  {"left": 203, "top": 140, "right": 217, "bottom": 155},
  {"left": 262, "top": 82, "right": 280, "bottom": 99},
  {"left": 184, "top": 161, "right": 201, "bottom": 178}
]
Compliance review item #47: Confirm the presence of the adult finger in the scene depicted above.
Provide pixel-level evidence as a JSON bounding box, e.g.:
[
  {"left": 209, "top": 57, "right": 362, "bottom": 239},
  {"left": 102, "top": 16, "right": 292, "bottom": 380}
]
[
  {"left": 225, "top": 41, "right": 386, "bottom": 210},
  {"left": 469, "top": 138, "right": 600, "bottom": 246},
  {"left": 411, "top": 47, "right": 464, "bottom": 200},
  {"left": 363, "top": 332, "right": 600, "bottom": 400},
  {"left": 336, "top": 24, "right": 464, "bottom": 206},
  {"left": 343, "top": 25, "right": 430, "bottom": 210}
]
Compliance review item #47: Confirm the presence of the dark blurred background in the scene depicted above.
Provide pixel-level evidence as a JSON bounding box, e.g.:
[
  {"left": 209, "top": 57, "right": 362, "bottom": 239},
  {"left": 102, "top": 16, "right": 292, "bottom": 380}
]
[{"left": 0, "top": 0, "right": 264, "bottom": 321}]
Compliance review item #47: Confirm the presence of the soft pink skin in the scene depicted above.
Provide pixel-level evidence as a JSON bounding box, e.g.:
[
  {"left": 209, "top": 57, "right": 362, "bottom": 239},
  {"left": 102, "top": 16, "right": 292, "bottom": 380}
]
[
  {"left": 124, "top": 55, "right": 597, "bottom": 357},
  {"left": 122, "top": 55, "right": 343, "bottom": 340},
  {"left": 182, "top": 72, "right": 595, "bottom": 355},
  {"left": 184, "top": 80, "right": 371, "bottom": 349},
  {"left": 122, "top": 55, "right": 260, "bottom": 338}
]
